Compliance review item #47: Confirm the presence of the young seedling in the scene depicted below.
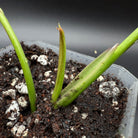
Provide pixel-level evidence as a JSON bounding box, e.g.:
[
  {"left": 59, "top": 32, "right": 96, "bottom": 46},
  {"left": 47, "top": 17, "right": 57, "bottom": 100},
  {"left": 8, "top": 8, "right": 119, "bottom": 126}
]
[
  {"left": 0, "top": 8, "right": 36, "bottom": 112},
  {"left": 54, "top": 27, "right": 138, "bottom": 108},
  {"left": 1, "top": 9, "right": 138, "bottom": 111},
  {"left": 52, "top": 24, "right": 66, "bottom": 103}
]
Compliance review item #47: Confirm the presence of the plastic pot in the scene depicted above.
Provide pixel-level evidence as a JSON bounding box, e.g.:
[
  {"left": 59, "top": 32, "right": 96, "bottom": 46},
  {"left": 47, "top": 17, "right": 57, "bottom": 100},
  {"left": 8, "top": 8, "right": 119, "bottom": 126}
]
[{"left": 0, "top": 41, "right": 138, "bottom": 138}]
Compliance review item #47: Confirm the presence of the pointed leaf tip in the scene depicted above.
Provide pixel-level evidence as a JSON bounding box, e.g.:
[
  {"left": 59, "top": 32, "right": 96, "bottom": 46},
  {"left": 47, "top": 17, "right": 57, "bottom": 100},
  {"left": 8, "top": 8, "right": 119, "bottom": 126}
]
[
  {"left": 112, "top": 43, "right": 119, "bottom": 49},
  {"left": 0, "top": 8, "right": 3, "bottom": 14},
  {"left": 57, "top": 23, "right": 63, "bottom": 32}
]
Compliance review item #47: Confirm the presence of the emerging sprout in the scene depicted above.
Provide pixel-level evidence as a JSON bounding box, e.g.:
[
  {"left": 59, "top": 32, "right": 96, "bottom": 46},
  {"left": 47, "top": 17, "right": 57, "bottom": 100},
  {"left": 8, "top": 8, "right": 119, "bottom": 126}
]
[{"left": 52, "top": 24, "right": 66, "bottom": 103}]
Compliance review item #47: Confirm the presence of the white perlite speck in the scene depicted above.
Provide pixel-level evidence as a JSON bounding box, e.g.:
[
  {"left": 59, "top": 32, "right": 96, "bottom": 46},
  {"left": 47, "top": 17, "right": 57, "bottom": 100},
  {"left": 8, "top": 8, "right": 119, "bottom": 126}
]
[
  {"left": 65, "top": 70, "right": 69, "bottom": 73},
  {"left": 11, "top": 123, "right": 26, "bottom": 137},
  {"left": 54, "top": 68, "right": 58, "bottom": 72},
  {"left": 70, "top": 126, "right": 75, "bottom": 131},
  {"left": 46, "top": 78, "right": 51, "bottom": 82},
  {"left": 19, "top": 69, "right": 23, "bottom": 75},
  {"left": 64, "top": 74, "right": 68, "bottom": 79},
  {"left": 71, "top": 67, "right": 75, "bottom": 72},
  {"left": 72, "top": 105, "right": 78, "bottom": 113},
  {"left": 11, "top": 77, "right": 19, "bottom": 86},
  {"left": 51, "top": 81, "right": 55, "bottom": 84},
  {"left": 99, "top": 81, "right": 120, "bottom": 98},
  {"left": 14, "top": 67, "right": 19, "bottom": 72},
  {"left": 70, "top": 74, "right": 74, "bottom": 80},
  {"left": 2, "top": 89, "right": 16, "bottom": 99},
  {"left": 114, "top": 107, "right": 119, "bottom": 110},
  {"left": 94, "top": 50, "right": 98, "bottom": 54},
  {"left": 82, "top": 135, "right": 86, "bottom": 138},
  {"left": 34, "top": 118, "right": 39, "bottom": 124},
  {"left": 112, "top": 99, "right": 118, "bottom": 106},
  {"left": 0, "top": 66, "right": 3, "bottom": 69},
  {"left": 43, "top": 98, "right": 47, "bottom": 101},
  {"left": 6, "top": 121, "right": 15, "bottom": 127},
  {"left": 31, "top": 55, "right": 38, "bottom": 60},
  {"left": 81, "top": 113, "right": 88, "bottom": 119},
  {"left": 37, "top": 55, "right": 48, "bottom": 65},
  {"left": 15, "top": 83, "right": 28, "bottom": 94},
  {"left": 97, "top": 75, "right": 104, "bottom": 82},
  {"left": 120, "top": 134, "right": 125, "bottom": 138},
  {"left": 22, "top": 128, "right": 28, "bottom": 137},
  {"left": 44, "top": 70, "right": 52, "bottom": 77},
  {"left": 17, "top": 96, "right": 27, "bottom": 107},
  {"left": 5, "top": 100, "right": 20, "bottom": 121},
  {"left": 51, "top": 90, "right": 54, "bottom": 94}
]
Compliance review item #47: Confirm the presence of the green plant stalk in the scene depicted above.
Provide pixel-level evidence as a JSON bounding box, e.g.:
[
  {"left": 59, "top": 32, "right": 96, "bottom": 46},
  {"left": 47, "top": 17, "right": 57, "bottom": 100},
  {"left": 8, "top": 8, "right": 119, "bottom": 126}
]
[
  {"left": 55, "top": 27, "right": 138, "bottom": 108},
  {"left": 60, "top": 46, "right": 111, "bottom": 96},
  {"left": 52, "top": 24, "right": 66, "bottom": 103},
  {"left": 54, "top": 45, "right": 117, "bottom": 108},
  {"left": 0, "top": 8, "right": 36, "bottom": 112}
]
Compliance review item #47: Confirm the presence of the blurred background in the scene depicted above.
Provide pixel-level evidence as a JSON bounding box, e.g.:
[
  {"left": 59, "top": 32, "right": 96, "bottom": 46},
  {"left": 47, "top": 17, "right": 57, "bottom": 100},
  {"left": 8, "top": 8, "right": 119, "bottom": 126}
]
[{"left": 0, "top": 0, "right": 138, "bottom": 137}]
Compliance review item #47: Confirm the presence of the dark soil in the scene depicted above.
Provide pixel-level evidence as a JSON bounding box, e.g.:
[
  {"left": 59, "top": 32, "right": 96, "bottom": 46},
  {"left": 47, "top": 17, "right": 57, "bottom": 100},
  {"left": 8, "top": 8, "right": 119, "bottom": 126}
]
[{"left": 0, "top": 42, "right": 128, "bottom": 138}]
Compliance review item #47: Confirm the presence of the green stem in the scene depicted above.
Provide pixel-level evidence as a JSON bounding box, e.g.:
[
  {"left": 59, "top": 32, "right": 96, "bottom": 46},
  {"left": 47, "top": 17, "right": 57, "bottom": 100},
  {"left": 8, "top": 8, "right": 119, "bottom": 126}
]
[
  {"left": 0, "top": 8, "right": 36, "bottom": 112},
  {"left": 52, "top": 24, "right": 66, "bottom": 103},
  {"left": 55, "top": 27, "right": 138, "bottom": 108},
  {"left": 60, "top": 47, "right": 111, "bottom": 96}
]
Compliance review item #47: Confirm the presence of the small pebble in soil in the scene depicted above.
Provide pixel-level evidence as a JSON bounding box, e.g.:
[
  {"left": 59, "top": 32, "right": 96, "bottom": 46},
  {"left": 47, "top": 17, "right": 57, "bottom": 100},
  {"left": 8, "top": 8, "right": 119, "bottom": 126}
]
[
  {"left": 11, "top": 123, "right": 26, "bottom": 137},
  {"left": 112, "top": 99, "right": 118, "bottom": 106},
  {"left": 19, "top": 69, "right": 23, "bottom": 75},
  {"left": 120, "top": 134, "right": 125, "bottom": 138},
  {"left": 99, "top": 81, "right": 120, "bottom": 98},
  {"left": 2, "top": 89, "right": 16, "bottom": 99},
  {"left": 94, "top": 50, "right": 98, "bottom": 54},
  {"left": 51, "top": 90, "right": 54, "bottom": 94},
  {"left": 97, "top": 75, "right": 104, "bottom": 81},
  {"left": 14, "top": 67, "right": 19, "bottom": 72},
  {"left": 44, "top": 70, "right": 52, "bottom": 77},
  {"left": 6, "top": 121, "right": 15, "bottom": 127},
  {"left": 64, "top": 74, "right": 69, "bottom": 79},
  {"left": 46, "top": 78, "right": 51, "bottom": 82},
  {"left": 22, "top": 129, "right": 28, "bottom": 137},
  {"left": 11, "top": 77, "right": 19, "bottom": 86},
  {"left": 81, "top": 113, "right": 88, "bottom": 119},
  {"left": 17, "top": 96, "right": 28, "bottom": 108},
  {"left": 15, "top": 82, "right": 28, "bottom": 94},
  {"left": 71, "top": 67, "right": 75, "bottom": 72},
  {"left": 9, "top": 58, "right": 12, "bottom": 61},
  {"left": 31, "top": 55, "right": 38, "bottom": 60},
  {"left": 70, "top": 74, "right": 74, "bottom": 79},
  {"left": 70, "top": 126, "right": 75, "bottom": 131},
  {"left": 51, "top": 81, "right": 55, "bottom": 84},
  {"left": 114, "top": 107, "right": 119, "bottom": 110},
  {"left": 37, "top": 55, "right": 48, "bottom": 65},
  {"left": 72, "top": 105, "right": 78, "bottom": 113},
  {"left": 34, "top": 118, "right": 39, "bottom": 124},
  {"left": 0, "top": 65, "right": 3, "bottom": 69},
  {"left": 43, "top": 98, "right": 47, "bottom": 101},
  {"left": 5, "top": 100, "right": 20, "bottom": 121},
  {"left": 54, "top": 68, "right": 58, "bottom": 72}
]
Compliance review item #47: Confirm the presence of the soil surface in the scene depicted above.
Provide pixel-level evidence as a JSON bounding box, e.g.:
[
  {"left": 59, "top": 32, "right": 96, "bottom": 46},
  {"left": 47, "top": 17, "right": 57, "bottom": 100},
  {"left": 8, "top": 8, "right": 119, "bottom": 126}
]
[{"left": 0, "top": 42, "right": 128, "bottom": 138}]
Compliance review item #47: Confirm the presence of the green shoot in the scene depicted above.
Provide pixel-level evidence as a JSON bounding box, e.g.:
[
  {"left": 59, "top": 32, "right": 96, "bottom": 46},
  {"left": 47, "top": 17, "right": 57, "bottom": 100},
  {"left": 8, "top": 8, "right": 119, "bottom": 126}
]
[
  {"left": 52, "top": 24, "right": 66, "bottom": 103},
  {"left": 0, "top": 8, "right": 36, "bottom": 112},
  {"left": 55, "top": 27, "right": 138, "bottom": 108}
]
